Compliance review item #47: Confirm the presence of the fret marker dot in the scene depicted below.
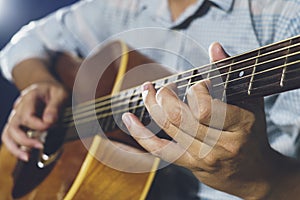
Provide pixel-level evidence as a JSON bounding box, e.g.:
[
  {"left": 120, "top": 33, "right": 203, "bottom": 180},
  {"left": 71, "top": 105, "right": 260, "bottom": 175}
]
[{"left": 239, "top": 71, "right": 244, "bottom": 77}]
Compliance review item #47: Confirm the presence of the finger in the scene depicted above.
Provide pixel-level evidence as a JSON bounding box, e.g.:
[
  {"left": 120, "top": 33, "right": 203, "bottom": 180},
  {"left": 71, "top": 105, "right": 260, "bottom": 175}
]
[
  {"left": 13, "top": 94, "right": 49, "bottom": 131},
  {"left": 187, "top": 80, "right": 254, "bottom": 132},
  {"left": 2, "top": 126, "right": 29, "bottom": 161},
  {"left": 122, "top": 112, "right": 223, "bottom": 172},
  {"left": 122, "top": 112, "right": 194, "bottom": 166},
  {"left": 141, "top": 82, "right": 220, "bottom": 155},
  {"left": 142, "top": 82, "right": 223, "bottom": 149},
  {"left": 24, "top": 115, "right": 49, "bottom": 130},
  {"left": 122, "top": 112, "right": 175, "bottom": 155},
  {"left": 143, "top": 82, "right": 202, "bottom": 139},
  {"left": 209, "top": 42, "right": 229, "bottom": 62},
  {"left": 155, "top": 83, "right": 199, "bottom": 135},
  {"left": 8, "top": 124, "right": 43, "bottom": 149}
]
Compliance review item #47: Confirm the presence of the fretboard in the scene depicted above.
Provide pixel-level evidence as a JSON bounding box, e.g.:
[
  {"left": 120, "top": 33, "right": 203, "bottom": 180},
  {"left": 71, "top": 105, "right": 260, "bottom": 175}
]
[{"left": 65, "top": 35, "right": 300, "bottom": 136}]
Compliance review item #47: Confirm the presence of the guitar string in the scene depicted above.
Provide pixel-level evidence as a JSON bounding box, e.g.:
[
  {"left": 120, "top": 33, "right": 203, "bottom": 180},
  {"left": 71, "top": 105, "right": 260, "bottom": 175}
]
[
  {"left": 184, "top": 64, "right": 300, "bottom": 99},
  {"left": 65, "top": 69, "right": 300, "bottom": 128},
  {"left": 63, "top": 47, "right": 300, "bottom": 122},
  {"left": 64, "top": 60, "right": 300, "bottom": 127},
  {"left": 63, "top": 40, "right": 300, "bottom": 116},
  {"left": 63, "top": 51, "right": 300, "bottom": 124}
]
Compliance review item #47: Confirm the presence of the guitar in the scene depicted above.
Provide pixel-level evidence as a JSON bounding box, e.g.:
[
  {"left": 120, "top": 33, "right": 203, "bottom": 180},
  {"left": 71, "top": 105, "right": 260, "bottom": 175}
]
[{"left": 0, "top": 35, "right": 300, "bottom": 199}]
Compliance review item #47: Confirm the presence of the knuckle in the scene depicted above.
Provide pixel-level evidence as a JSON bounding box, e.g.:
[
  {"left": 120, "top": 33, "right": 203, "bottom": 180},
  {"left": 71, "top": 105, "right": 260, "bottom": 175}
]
[
  {"left": 21, "top": 116, "right": 30, "bottom": 126},
  {"left": 198, "top": 103, "right": 211, "bottom": 121},
  {"left": 245, "top": 111, "right": 255, "bottom": 129},
  {"left": 239, "top": 110, "right": 255, "bottom": 133},
  {"left": 204, "top": 153, "right": 219, "bottom": 167},
  {"left": 160, "top": 117, "right": 171, "bottom": 130},
  {"left": 152, "top": 150, "right": 162, "bottom": 158},
  {"left": 156, "top": 87, "right": 167, "bottom": 102},
  {"left": 228, "top": 145, "right": 241, "bottom": 158},
  {"left": 167, "top": 105, "right": 182, "bottom": 126},
  {"left": 54, "top": 85, "right": 68, "bottom": 99},
  {"left": 225, "top": 137, "right": 243, "bottom": 157}
]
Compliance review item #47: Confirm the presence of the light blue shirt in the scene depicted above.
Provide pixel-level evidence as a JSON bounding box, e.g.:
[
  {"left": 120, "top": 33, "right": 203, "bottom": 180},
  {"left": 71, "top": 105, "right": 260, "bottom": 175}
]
[{"left": 1, "top": 0, "right": 300, "bottom": 199}]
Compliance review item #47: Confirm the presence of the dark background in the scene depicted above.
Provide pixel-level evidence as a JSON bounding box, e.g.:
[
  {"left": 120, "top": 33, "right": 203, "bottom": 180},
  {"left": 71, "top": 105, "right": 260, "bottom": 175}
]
[{"left": 0, "top": 0, "right": 78, "bottom": 143}]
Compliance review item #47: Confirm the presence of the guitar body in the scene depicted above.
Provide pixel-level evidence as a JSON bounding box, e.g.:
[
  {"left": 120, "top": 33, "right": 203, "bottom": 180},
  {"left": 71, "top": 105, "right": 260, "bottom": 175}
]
[
  {"left": 2, "top": 34, "right": 296, "bottom": 199},
  {"left": 0, "top": 41, "right": 175, "bottom": 199}
]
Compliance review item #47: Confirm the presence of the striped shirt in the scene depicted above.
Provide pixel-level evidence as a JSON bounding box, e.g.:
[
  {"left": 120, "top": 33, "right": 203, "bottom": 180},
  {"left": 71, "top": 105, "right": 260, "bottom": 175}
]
[{"left": 1, "top": 0, "right": 300, "bottom": 199}]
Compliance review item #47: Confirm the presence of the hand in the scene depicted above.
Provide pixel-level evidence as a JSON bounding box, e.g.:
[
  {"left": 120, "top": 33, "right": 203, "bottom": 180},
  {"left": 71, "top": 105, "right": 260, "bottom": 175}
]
[
  {"left": 122, "top": 43, "right": 278, "bottom": 199},
  {"left": 2, "top": 81, "right": 69, "bottom": 161}
]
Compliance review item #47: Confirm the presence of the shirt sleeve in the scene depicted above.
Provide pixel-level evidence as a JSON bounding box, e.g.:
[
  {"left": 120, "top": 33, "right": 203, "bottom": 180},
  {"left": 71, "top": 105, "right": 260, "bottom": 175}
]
[{"left": 0, "top": 0, "right": 106, "bottom": 81}]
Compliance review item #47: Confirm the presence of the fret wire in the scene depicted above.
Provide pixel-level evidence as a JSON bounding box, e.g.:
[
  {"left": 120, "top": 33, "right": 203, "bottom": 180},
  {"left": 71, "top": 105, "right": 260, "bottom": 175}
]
[
  {"left": 64, "top": 39, "right": 300, "bottom": 117},
  {"left": 129, "top": 89, "right": 138, "bottom": 114},
  {"left": 280, "top": 39, "right": 292, "bottom": 87},
  {"left": 66, "top": 58, "right": 300, "bottom": 128},
  {"left": 206, "top": 65, "right": 211, "bottom": 79},
  {"left": 222, "top": 60, "right": 233, "bottom": 102},
  {"left": 248, "top": 49, "right": 260, "bottom": 95},
  {"left": 139, "top": 104, "right": 146, "bottom": 122},
  {"left": 182, "top": 71, "right": 194, "bottom": 103}
]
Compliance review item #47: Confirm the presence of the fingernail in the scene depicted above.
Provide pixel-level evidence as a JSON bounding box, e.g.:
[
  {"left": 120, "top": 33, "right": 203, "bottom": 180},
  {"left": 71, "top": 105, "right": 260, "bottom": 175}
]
[
  {"left": 20, "top": 154, "right": 29, "bottom": 162},
  {"left": 141, "top": 83, "right": 150, "bottom": 98},
  {"left": 45, "top": 113, "right": 57, "bottom": 124},
  {"left": 34, "top": 143, "right": 44, "bottom": 149},
  {"left": 122, "top": 113, "right": 131, "bottom": 128},
  {"left": 44, "top": 114, "right": 54, "bottom": 122},
  {"left": 142, "top": 82, "right": 150, "bottom": 91}
]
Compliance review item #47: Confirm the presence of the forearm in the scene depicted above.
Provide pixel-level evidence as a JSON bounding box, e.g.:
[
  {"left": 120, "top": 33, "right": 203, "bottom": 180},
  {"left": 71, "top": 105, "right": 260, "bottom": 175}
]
[{"left": 12, "top": 58, "right": 59, "bottom": 90}]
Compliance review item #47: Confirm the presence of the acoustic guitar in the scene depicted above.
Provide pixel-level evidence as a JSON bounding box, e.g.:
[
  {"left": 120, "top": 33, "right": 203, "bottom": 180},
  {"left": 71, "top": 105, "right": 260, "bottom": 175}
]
[{"left": 0, "top": 35, "right": 300, "bottom": 199}]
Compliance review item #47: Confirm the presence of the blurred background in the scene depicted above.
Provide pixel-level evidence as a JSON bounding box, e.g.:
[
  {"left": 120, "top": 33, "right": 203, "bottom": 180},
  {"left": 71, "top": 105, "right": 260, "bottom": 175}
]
[{"left": 0, "top": 0, "right": 78, "bottom": 144}]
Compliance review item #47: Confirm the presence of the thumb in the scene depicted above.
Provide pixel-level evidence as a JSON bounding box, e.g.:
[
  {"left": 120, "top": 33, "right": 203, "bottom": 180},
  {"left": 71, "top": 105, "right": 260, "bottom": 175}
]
[{"left": 209, "top": 42, "right": 229, "bottom": 62}]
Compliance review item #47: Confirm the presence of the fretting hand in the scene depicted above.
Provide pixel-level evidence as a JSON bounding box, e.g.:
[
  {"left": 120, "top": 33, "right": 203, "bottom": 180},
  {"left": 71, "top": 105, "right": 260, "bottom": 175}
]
[{"left": 122, "top": 43, "right": 281, "bottom": 199}]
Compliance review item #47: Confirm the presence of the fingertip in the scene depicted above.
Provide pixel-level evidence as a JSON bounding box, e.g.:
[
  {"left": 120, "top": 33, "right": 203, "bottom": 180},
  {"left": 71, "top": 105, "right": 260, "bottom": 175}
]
[
  {"left": 19, "top": 153, "right": 29, "bottom": 162},
  {"left": 142, "top": 81, "right": 152, "bottom": 91},
  {"left": 34, "top": 142, "right": 44, "bottom": 149},
  {"left": 43, "top": 112, "right": 57, "bottom": 124},
  {"left": 122, "top": 112, "right": 132, "bottom": 128},
  {"left": 209, "top": 42, "right": 229, "bottom": 62}
]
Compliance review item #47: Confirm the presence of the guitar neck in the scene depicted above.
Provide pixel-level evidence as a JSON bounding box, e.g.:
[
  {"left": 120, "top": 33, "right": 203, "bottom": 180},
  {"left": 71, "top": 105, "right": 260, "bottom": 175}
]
[{"left": 64, "top": 35, "right": 300, "bottom": 136}]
